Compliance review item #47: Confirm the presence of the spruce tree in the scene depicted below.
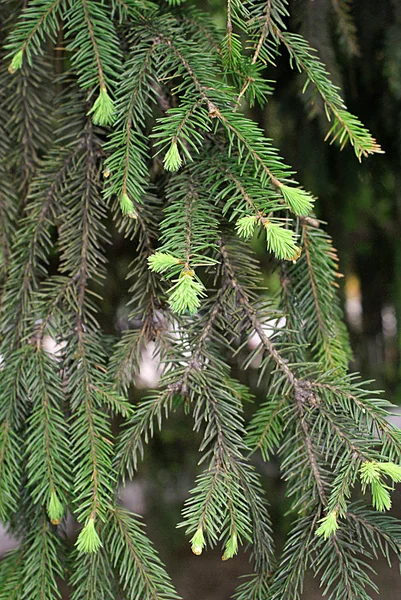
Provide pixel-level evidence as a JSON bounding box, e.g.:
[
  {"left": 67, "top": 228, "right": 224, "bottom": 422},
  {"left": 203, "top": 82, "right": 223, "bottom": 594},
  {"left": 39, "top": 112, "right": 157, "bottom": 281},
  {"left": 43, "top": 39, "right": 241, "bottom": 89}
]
[{"left": 0, "top": 0, "right": 400, "bottom": 598}]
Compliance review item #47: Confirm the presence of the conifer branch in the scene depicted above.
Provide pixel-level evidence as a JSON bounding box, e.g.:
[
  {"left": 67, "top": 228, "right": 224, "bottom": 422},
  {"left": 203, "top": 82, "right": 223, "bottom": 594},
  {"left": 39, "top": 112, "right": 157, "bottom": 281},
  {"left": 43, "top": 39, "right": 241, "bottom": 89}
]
[
  {"left": 273, "top": 26, "right": 381, "bottom": 159},
  {"left": 298, "top": 221, "right": 352, "bottom": 370},
  {"left": 0, "top": 547, "right": 25, "bottom": 600},
  {"left": 251, "top": 0, "right": 272, "bottom": 66},
  {"left": 219, "top": 239, "right": 296, "bottom": 384},
  {"left": 106, "top": 506, "right": 181, "bottom": 599},
  {"left": 5, "top": 0, "right": 63, "bottom": 67},
  {"left": 81, "top": 0, "right": 107, "bottom": 91}
]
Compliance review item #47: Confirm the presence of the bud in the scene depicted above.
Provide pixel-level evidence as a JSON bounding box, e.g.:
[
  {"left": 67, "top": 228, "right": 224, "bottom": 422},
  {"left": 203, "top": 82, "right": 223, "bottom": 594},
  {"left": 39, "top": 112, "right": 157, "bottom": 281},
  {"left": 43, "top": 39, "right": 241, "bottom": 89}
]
[
  {"left": 75, "top": 517, "right": 102, "bottom": 553},
  {"left": 163, "top": 141, "right": 182, "bottom": 172},
  {"left": 315, "top": 510, "right": 339, "bottom": 540},
  {"left": 119, "top": 192, "right": 137, "bottom": 218},
  {"left": 88, "top": 86, "right": 115, "bottom": 127},
  {"left": 289, "top": 246, "right": 302, "bottom": 263},
  {"left": 8, "top": 49, "right": 23, "bottom": 74},
  {"left": 191, "top": 526, "right": 205, "bottom": 556},
  {"left": 47, "top": 490, "right": 64, "bottom": 525},
  {"left": 222, "top": 532, "right": 238, "bottom": 561}
]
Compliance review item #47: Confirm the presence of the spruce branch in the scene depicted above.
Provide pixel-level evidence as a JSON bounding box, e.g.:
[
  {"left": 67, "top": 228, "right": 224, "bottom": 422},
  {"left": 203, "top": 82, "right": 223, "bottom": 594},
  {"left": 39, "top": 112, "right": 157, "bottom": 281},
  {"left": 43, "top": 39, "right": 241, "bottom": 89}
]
[
  {"left": 274, "top": 27, "right": 382, "bottom": 159},
  {"left": 106, "top": 506, "right": 181, "bottom": 600},
  {"left": 65, "top": 0, "right": 121, "bottom": 122},
  {"left": 0, "top": 547, "right": 25, "bottom": 600},
  {"left": 288, "top": 222, "right": 352, "bottom": 370},
  {"left": 5, "top": 0, "right": 64, "bottom": 68}
]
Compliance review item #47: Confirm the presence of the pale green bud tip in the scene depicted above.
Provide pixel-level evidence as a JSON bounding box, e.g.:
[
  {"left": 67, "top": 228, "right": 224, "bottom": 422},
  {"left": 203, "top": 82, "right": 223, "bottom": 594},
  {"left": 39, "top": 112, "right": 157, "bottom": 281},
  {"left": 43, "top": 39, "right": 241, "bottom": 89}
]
[
  {"left": 75, "top": 517, "right": 103, "bottom": 553},
  {"left": 88, "top": 87, "right": 115, "bottom": 127},
  {"left": 47, "top": 490, "right": 64, "bottom": 525},
  {"left": 119, "top": 192, "right": 137, "bottom": 218},
  {"left": 8, "top": 50, "right": 23, "bottom": 74},
  {"left": 191, "top": 527, "right": 205, "bottom": 556},
  {"left": 236, "top": 215, "right": 257, "bottom": 239},
  {"left": 315, "top": 511, "right": 339, "bottom": 540},
  {"left": 168, "top": 271, "right": 205, "bottom": 315},
  {"left": 222, "top": 533, "right": 238, "bottom": 561},
  {"left": 163, "top": 142, "right": 182, "bottom": 172},
  {"left": 148, "top": 252, "right": 181, "bottom": 273},
  {"left": 280, "top": 184, "right": 315, "bottom": 217}
]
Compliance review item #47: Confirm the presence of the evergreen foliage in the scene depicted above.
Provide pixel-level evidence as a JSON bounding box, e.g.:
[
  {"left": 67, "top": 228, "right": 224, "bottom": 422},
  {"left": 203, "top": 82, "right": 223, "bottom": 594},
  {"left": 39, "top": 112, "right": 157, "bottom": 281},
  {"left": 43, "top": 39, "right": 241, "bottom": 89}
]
[{"left": 0, "top": 0, "right": 399, "bottom": 598}]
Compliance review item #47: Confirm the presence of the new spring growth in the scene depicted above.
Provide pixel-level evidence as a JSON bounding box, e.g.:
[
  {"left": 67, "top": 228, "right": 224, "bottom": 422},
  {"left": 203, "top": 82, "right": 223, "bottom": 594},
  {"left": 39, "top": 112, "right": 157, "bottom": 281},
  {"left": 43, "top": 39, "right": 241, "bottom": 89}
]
[
  {"left": 315, "top": 510, "right": 339, "bottom": 540},
  {"left": 359, "top": 461, "right": 401, "bottom": 512},
  {"left": 119, "top": 192, "right": 137, "bottom": 219},
  {"left": 148, "top": 252, "right": 181, "bottom": 273},
  {"left": 8, "top": 49, "right": 23, "bottom": 74},
  {"left": 264, "top": 220, "right": 301, "bottom": 261},
  {"left": 168, "top": 271, "right": 205, "bottom": 315},
  {"left": 75, "top": 517, "right": 103, "bottom": 553},
  {"left": 279, "top": 184, "right": 315, "bottom": 216},
  {"left": 191, "top": 526, "right": 205, "bottom": 556},
  {"left": 47, "top": 490, "right": 64, "bottom": 525},
  {"left": 236, "top": 215, "right": 257, "bottom": 240},
  {"left": 222, "top": 532, "right": 238, "bottom": 561},
  {"left": 163, "top": 141, "right": 182, "bottom": 172},
  {"left": 88, "top": 86, "right": 115, "bottom": 127}
]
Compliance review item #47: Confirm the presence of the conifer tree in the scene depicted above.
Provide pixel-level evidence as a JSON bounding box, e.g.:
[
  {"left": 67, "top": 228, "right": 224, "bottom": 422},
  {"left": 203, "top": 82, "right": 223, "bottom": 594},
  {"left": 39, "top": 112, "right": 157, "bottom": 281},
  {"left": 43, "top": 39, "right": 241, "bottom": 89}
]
[{"left": 0, "top": 0, "right": 400, "bottom": 598}]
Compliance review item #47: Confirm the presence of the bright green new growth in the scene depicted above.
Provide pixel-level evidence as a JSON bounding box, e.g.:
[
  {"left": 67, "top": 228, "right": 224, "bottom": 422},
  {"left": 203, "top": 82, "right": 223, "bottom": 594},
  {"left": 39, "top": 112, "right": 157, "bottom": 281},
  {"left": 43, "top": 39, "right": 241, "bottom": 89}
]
[
  {"left": 377, "top": 462, "right": 401, "bottom": 481},
  {"left": 148, "top": 252, "right": 182, "bottom": 273},
  {"left": 191, "top": 526, "right": 205, "bottom": 556},
  {"left": 8, "top": 49, "right": 23, "bottom": 73},
  {"left": 370, "top": 481, "right": 392, "bottom": 512},
  {"left": 237, "top": 216, "right": 301, "bottom": 261},
  {"left": 359, "top": 461, "right": 401, "bottom": 512},
  {"left": 222, "top": 532, "right": 238, "bottom": 561},
  {"left": 47, "top": 490, "right": 64, "bottom": 525},
  {"left": 119, "top": 191, "right": 137, "bottom": 217},
  {"left": 75, "top": 517, "right": 103, "bottom": 553},
  {"left": 236, "top": 215, "right": 258, "bottom": 239},
  {"left": 280, "top": 184, "right": 315, "bottom": 216},
  {"left": 315, "top": 511, "right": 339, "bottom": 540},
  {"left": 163, "top": 141, "right": 183, "bottom": 171},
  {"left": 168, "top": 271, "right": 205, "bottom": 314},
  {"left": 264, "top": 220, "right": 300, "bottom": 261},
  {"left": 88, "top": 87, "right": 115, "bottom": 126}
]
